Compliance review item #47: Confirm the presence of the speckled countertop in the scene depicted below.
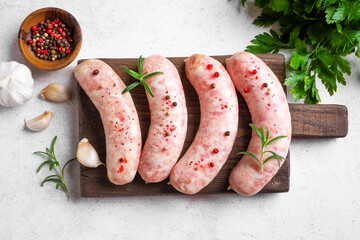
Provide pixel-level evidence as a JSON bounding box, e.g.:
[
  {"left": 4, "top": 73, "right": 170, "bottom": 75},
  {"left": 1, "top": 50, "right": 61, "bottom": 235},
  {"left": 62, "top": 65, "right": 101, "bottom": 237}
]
[{"left": 0, "top": 0, "right": 359, "bottom": 239}]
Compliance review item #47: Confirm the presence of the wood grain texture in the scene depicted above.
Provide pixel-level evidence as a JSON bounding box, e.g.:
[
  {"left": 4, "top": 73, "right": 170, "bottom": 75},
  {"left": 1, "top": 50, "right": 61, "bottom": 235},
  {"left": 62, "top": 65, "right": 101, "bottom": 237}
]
[
  {"left": 290, "top": 104, "right": 348, "bottom": 138},
  {"left": 18, "top": 7, "right": 82, "bottom": 70},
  {"left": 78, "top": 54, "right": 347, "bottom": 197}
]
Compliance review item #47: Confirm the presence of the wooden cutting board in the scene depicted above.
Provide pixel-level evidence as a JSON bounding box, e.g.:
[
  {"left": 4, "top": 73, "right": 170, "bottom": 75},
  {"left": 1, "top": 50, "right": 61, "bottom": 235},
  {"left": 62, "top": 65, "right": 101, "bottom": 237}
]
[{"left": 78, "top": 54, "right": 348, "bottom": 197}]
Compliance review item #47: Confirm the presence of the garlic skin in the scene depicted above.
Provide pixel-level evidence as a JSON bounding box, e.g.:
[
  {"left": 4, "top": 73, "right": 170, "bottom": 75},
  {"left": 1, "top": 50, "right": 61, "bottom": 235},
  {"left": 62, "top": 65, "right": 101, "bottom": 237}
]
[
  {"left": 77, "top": 138, "right": 105, "bottom": 168},
  {"left": 25, "top": 111, "right": 53, "bottom": 131},
  {"left": 40, "top": 83, "right": 72, "bottom": 102},
  {"left": 0, "top": 61, "right": 34, "bottom": 107}
]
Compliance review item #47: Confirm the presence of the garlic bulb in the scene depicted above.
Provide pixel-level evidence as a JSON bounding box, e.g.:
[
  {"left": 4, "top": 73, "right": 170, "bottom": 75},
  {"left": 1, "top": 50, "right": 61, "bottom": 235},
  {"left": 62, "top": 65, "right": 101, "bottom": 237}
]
[
  {"left": 25, "top": 111, "right": 53, "bottom": 131},
  {"left": 0, "top": 61, "right": 34, "bottom": 107},
  {"left": 40, "top": 83, "right": 72, "bottom": 102},
  {"left": 77, "top": 138, "right": 105, "bottom": 168}
]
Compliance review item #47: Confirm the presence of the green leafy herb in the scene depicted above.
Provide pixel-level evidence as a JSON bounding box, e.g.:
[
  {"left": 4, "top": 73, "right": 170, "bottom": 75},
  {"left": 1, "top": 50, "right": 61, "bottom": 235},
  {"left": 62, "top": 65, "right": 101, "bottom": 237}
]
[
  {"left": 34, "top": 136, "right": 76, "bottom": 198},
  {"left": 241, "top": 0, "right": 360, "bottom": 103},
  {"left": 238, "top": 124, "right": 286, "bottom": 174},
  {"left": 122, "top": 55, "right": 163, "bottom": 97}
]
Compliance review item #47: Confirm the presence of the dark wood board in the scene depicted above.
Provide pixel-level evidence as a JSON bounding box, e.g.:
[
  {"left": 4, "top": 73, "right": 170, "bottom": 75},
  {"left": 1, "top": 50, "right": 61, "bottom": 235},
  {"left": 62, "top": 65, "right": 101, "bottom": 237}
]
[{"left": 78, "top": 54, "right": 348, "bottom": 197}]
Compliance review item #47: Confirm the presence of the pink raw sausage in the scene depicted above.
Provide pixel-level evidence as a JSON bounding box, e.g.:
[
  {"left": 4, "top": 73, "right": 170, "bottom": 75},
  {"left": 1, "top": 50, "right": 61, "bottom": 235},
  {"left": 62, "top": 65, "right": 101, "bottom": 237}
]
[
  {"left": 74, "top": 60, "right": 141, "bottom": 185},
  {"left": 226, "top": 52, "right": 291, "bottom": 196},
  {"left": 138, "top": 55, "right": 188, "bottom": 183},
  {"left": 170, "top": 54, "right": 239, "bottom": 194}
]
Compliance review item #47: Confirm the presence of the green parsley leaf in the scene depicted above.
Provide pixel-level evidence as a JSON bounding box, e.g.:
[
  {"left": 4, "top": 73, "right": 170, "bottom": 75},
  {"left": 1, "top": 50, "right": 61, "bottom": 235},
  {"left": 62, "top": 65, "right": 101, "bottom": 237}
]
[
  {"left": 268, "top": 0, "right": 291, "bottom": 15},
  {"left": 246, "top": 30, "right": 292, "bottom": 53},
  {"left": 254, "top": 0, "right": 270, "bottom": 8},
  {"left": 253, "top": 8, "right": 280, "bottom": 27}
]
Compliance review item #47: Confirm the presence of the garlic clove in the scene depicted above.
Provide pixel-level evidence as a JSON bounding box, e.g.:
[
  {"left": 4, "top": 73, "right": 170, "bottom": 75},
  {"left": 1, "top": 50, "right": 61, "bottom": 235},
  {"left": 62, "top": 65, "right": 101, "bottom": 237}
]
[
  {"left": 40, "top": 83, "right": 72, "bottom": 103},
  {"left": 25, "top": 111, "right": 53, "bottom": 131},
  {"left": 77, "top": 138, "right": 105, "bottom": 168}
]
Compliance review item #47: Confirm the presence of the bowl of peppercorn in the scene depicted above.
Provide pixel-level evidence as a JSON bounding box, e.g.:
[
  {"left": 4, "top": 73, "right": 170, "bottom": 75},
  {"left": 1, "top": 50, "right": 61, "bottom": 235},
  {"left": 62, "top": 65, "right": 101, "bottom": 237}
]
[{"left": 18, "top": 7, "right": 82, "bottom": 70}]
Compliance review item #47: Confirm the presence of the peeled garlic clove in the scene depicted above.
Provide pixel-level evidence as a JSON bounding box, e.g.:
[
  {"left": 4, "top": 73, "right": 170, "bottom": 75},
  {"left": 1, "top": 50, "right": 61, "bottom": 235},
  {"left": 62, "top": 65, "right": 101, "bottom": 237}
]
[
  {"left": 77, "top": 138, "right": 105, "bottom": 168},
  {"left": 40, "top": 83, "right": 72, "bottom": 102},
  {"left": 25, "top": 111, "right": 53, "bottom": 131}
]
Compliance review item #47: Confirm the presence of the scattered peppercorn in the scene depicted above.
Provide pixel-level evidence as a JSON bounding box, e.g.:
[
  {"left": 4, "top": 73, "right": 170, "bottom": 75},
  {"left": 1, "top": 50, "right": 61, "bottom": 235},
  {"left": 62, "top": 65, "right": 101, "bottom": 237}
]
[
  {"left": 165, "top": 131, "right": 171, "bottom": 136},
  {"left": 213, "top": 148, "right": 219, "bottom": 153},
  {"left": 263, "top": 83, "right": 268, "bottom": 88},
  {"left": 166, "top": 111, "right": 171, "bottom": 116},
  {"left": 172, "top": 102, "right": 177, "bottom": 107},
  {"left": 164, "top": 146, "right": 168, "bottom": 150},
  {"left": 209, "top": 162, "right": 215, "bottom": 167},
  {"left": 225, "top": 131, "right": 230, "bottom": 136},
  {"left": 27, "top": 18, "right": 74, "bottom": 61},
  {"left": 165, "top": 95, "right": 170, "bottom": 100},
  {"left": 211, "top": 83, "right": 216, "bottom": 89},
  {"left": 206, "top": 64, "right": 213, "bottom": 70},
  {"left": 213, "top": 72, "right": 220, "bottom": 78},
  {"left": 93, "top": 69, "right": 99, "bottom": 75},
  {"left": 252, "top": 69, "right": 257, "bottom": 74},
  {"left": 243, "top": 88, "right": 249, "bottom": 93}
]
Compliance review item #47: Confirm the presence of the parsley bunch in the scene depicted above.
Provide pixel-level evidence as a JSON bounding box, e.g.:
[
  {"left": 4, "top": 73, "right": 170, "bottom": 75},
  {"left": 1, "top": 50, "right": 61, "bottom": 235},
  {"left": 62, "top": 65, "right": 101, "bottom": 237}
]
[{"left": 241, "top": 0, "right": 360, "bottom": 103}]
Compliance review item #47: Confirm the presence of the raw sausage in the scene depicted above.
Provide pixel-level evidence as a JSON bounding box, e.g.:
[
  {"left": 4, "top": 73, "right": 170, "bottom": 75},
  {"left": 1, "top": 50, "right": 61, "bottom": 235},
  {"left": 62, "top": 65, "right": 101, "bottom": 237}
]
[
  {"left": 226, "top": 52, "right": 291, "bottom": 196},
  {"left": 170, "top": 54, "right": 239, "bottom": 194},
  {"left": 138, "top": 55, "right": 188, "bottom": 182},
  {"left": 74, "top": 60, "right": 141, "bottom": 185}
]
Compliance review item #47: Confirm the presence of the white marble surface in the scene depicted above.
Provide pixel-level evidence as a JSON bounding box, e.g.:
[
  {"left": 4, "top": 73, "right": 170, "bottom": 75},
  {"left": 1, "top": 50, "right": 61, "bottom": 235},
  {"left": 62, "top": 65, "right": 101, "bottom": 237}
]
[{"left": 0, "top": 0, "right": 359, "bottom": 239}]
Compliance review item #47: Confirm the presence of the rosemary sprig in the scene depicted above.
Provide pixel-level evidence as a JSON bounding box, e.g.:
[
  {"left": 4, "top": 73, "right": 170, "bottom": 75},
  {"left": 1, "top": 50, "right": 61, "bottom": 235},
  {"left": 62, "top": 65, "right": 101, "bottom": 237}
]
[
  {"left": 34, "top": 136, "right": 76, "bottom": 198},
  {"left": 238, "top": 124, "right": 287, "bottom": 174},
  {"left": 122, "top": 55, "right": 163, "bottom": 98}
]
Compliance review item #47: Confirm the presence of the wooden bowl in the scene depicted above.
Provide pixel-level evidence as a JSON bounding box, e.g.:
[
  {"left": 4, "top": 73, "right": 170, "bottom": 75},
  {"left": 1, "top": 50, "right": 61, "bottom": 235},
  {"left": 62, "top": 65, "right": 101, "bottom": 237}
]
[{"left": 18, "top": 7, "right": 82, "bottom": 70}]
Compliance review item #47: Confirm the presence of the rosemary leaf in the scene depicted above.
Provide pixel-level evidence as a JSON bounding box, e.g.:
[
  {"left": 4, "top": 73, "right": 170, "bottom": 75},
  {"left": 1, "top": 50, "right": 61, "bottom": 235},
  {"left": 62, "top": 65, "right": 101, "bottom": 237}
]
[
  {"left": 122, "top": 82, "right": 141, "bottom": 94},
  {"left": 143, "top": 71, "right": 163, "bottom": 80},
  {"left": 34, "top": 136, "right": 76, "bottom": 199},
  {"left": 265, "top": 135, "right": 287, "bottom": 147},
  {"left": 140, "top": 79, "right": 154, "bottom": 98},
  {"left": 122, "top": 56, "right": 163, "bottom": 98},
  {"left": 238, "top": 124, "right": 287, "bottom": 174},
  {"left": 37, "top": 160, "right": 52, "bottom": 172},
  {"left": 123, "top": 65, "right": 140, "bottom": 80}
]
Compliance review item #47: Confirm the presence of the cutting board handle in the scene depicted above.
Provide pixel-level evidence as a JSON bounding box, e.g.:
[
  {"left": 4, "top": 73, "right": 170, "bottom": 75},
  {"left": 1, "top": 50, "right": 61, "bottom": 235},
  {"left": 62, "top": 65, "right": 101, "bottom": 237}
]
[{"left": 290, "top": 104, "right": 348, "bottom": 138}]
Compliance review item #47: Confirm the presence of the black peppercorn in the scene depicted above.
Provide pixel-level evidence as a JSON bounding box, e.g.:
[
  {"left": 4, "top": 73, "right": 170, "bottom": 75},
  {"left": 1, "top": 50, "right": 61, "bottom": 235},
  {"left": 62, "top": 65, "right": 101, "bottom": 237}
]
[
  {"left": 211, "top": 83, "right": 216, "bottom": 89},
  {"left": 172, "top": 102, "right": 177, "bottom": 107},
  {"left": 165, "top": 95, "right": 170, "bottom": 100},
  {"left": 263, "top": 83, "right": 268, "bottom": 87},
  {"left": 93, "top": 69, "right": 99, "bottom": 75},
  {"left": 225, "top": 131, "right": 230, "bottom": 136}
]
